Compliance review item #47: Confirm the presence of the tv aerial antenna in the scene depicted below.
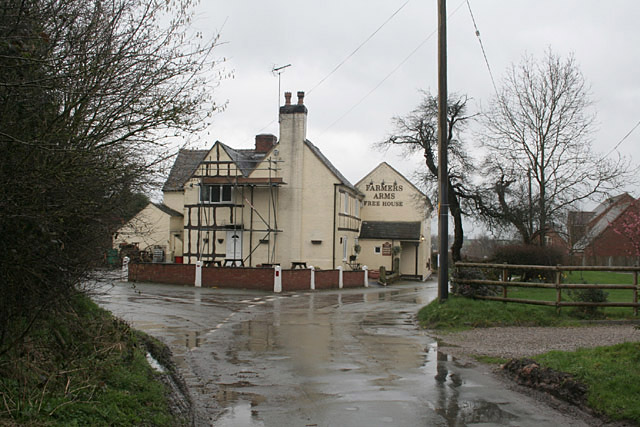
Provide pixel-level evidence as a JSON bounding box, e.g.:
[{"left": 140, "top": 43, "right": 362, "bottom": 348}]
[{"left": 272, "top": 64, "right": 291, "bottom": 122}]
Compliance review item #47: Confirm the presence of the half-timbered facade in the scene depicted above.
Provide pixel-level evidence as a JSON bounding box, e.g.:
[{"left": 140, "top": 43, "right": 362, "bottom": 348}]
[{"left": 116, "top": 91, "right": 432, "bottom": 276}]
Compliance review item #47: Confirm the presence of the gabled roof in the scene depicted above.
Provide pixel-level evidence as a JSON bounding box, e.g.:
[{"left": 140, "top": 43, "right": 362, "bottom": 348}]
[
  {"left": 219, "top": 142, "right": 269, "bottom": 177},
  {"left": 304, "top": 139, "right": 362, "bottom": 195},
  {"left": 359, "top": 221, "right": 421, "bottom": 241},
  {"left": 162, "top": 138, "right": 358, "bottom": 195},
  {"left": 162, "top": 149, "right": 208, "bottom": 191},
  {"left": 356, "top": 162, "right": 426, "bottom": 198},
  {"left": 152, "top": 202, "right": 183, "bottom": 217},
  {"left": 573, "top": 193, "right": 636, "bottom": 251}
]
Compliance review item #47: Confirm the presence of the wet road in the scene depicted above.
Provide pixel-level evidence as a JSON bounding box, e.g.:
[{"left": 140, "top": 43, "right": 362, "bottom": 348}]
[{"left": 94, "top": 276, "right": 587, "bottom": 426}]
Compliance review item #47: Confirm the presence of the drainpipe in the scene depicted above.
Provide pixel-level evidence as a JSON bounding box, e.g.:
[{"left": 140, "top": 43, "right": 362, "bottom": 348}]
[
  {"left": 249, "top": 186, "right": 254, "bottom": 266},
  {"left": 332, "top": 184, "right": 337, "bottom": 269}
]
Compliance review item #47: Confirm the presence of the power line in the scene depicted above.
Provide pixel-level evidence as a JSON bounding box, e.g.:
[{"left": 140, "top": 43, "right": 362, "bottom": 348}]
[
  {"left": 253, "top": 1, "right": 411, "bottom": 140},
  {"left": 318, "top": 0, "right": 466, "bottom": 137},
  {"left": 605, "top": 119, "right": 640, "bottom": 158},
  {"left": 465, "top": 0, "right": 499, "bottom": 99},
  {"left": 307, "top": 0, "right": 411, "bottom": 96}
]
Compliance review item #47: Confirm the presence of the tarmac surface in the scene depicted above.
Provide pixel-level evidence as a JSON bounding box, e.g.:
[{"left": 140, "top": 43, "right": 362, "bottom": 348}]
[{"left": 94, "top": 275, "right": 596, "bottom": 426}]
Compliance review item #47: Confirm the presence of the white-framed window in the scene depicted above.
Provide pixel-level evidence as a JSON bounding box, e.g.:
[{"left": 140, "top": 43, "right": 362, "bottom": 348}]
[
  {"left": 342, "top": 236, "right": 348, "bottom": 261},
  {"left": 343, "top": 193, "right": 349, "bottom": 214},
  {"left": 355, "top": 199, "right": 360, "bottom": 217},
  {"left": 200, "top": 184, "right": 232, "bottom": 203},
  {"left": 374, "top": 246, "right": 381, "bottom": 254}
]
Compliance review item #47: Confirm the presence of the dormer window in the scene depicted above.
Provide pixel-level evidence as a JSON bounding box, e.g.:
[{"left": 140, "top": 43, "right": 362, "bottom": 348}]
[{"left": 200, "top": 184, "right": 232, "bottom": 203}]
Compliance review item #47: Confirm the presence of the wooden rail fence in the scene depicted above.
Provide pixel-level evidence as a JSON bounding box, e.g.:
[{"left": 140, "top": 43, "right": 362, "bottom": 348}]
[{"left": 452, "top": 262, "right": 640, "bottom": 315}]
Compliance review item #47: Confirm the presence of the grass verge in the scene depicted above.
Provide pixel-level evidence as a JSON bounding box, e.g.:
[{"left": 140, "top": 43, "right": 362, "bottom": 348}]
[
  {"left": 422, "top": 271, "right": 639, "bottom": 329},
  {"left": 534, "top": 342, "right": 640, "bottom": 422},
  {"left": 417, "top": 295, "right": 581, "bottom": 330},
  {"left": 0, "top": 292, "right": 185, "bottom": 426}
]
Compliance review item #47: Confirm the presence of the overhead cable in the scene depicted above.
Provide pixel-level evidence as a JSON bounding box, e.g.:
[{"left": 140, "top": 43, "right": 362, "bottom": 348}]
[{"left": 318, "top": 0, "right": 466, "bottom": 136}]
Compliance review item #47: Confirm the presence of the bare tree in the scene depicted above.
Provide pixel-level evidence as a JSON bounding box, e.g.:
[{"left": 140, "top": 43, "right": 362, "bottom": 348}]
[
  {"left": 479, "top": 49, "right": 633, "bottom": 245},
  {"left": 0, "top": 0, "right": 224, "bottom": 353},
  {"left": 381, "top": 92, "right": 477, "bottom": 262}
]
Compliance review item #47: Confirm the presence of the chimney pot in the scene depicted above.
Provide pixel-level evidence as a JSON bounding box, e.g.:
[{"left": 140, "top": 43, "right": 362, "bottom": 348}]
[
  {"left": 297, "top": 91, "right": 305, "bottom": 105},
  {"left": 284, "top": 92, "right": 292, "bottom": 106}
]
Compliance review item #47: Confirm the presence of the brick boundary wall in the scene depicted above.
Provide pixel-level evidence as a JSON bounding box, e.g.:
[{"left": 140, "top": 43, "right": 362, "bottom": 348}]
[
  {"left": 343, "top": 271, "right": 364, "bottom": 287},
  {"left": 129, "top": 263, "right": 195, "bottom": 286},
  {"left": 202, "top": 267, "right": 273, "bottom": 290},
  {"left": 128, "top": 263, "right": 365, "bottom": 291},
  {"left": 282, "top": 269, "right": 312, "bottom": 291},
  {"left": 315, "top": 270, "right": 340, "bottom": 289}
]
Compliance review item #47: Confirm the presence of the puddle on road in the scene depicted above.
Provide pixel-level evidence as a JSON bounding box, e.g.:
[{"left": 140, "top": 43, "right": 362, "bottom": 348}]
[
  {"left": 214, "top": 386, "right": 267, "bottom": 427},
  {"left": 145, "top": 352, "right": 165, "bottom": 373},
  {"left": 436, "top": 399, "right": 518, "bottom": 425},
  {"left": 214, "top": 402, "right": 265, "bottom": 427}
]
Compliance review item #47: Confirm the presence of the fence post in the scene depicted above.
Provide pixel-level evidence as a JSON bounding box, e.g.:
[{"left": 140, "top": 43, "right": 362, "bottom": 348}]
[
  {"left": 195, "top": 261, "right": 202, "bottom": 287},
  {"left": 122, "top": 256, "right": 130, "bottom": 282},
  {"left": 274, "top": 265, "right": 282, "bottom": 293},
  {"left": 501, "top": 263, "right": 508, "bottom": 300},
  {"left": 555, "top": 265, "right": 562, "bottom": 314},
  {"left": 310, "top": 265, "right": 315, "bottom": 290},
  {"left": 338, "top": 266, "right": 343, "bottom": 289},
  {"left": 634, "top": 268, "right": 638, "bottom": 317},
  {"left": 363, "top": 265, "right": 369, "bottom": 288}
]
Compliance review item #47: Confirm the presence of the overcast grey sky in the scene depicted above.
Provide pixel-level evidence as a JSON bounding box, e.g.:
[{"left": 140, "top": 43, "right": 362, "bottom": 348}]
[{"left": 188, "top": 1, "right": 639, "bottom": 203}]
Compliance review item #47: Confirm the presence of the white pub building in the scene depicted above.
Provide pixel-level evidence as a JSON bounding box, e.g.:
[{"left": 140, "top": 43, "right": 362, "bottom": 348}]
[{"left": 115, "top": 91, "right": 432, "bottom": 280}]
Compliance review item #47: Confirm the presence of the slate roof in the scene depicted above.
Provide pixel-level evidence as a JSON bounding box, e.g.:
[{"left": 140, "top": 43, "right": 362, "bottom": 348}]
[
  {"left": 162, "top": 149, "right": 208, "bottom": 191},
  {"left": 359, "top": 221, "right": 421, "bottom": 241},
  {"left": 161, "top": 139, "right": 360, "bottom": 195},
  {"left": 219, "top": 143, "right": 269, "bottom": 177},
  {"left": 152, "top": 202, "right": 183, "bottom": 217},
  {"left": 304, "top": 139, "right": 362, "bottom": 195}
]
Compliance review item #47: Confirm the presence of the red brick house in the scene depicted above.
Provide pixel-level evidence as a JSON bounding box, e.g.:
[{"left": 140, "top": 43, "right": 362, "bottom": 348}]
[
  {"left": 531, "top": 227, "right": 570, "bottom": 254},
  {"left": 571, "top": 193, "right": 640, "bottom": 266}
]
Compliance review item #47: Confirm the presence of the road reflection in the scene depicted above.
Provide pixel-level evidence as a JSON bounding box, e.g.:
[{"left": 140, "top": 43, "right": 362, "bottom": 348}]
[{"left": 94, "top": 277, "right": 585, "bottom": 426}]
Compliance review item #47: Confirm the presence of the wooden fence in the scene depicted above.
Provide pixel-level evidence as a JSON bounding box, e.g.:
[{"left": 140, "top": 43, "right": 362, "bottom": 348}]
[{"left": 452, "top": 262, "right": 640, "bottom": 315}]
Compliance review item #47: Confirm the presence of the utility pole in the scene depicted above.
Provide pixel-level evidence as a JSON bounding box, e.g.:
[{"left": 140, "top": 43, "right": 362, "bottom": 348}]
[{"left": 437, "top": 0, "right": 449, "bottom": 302}]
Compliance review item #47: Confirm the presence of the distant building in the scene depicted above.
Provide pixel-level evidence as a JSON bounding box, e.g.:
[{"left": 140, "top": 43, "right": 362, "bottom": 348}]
[
  {"left": 531, "top": 227, "right": 569, "bottom": 254},
  {"left": 356, "top": 162, "right": 431, "bottom": 279},
  {"left": 571, "top": 193, "right": 640, "bottom": 265},
  {"left": 115, "top": 91, "right": 432, "bottom": 278}
]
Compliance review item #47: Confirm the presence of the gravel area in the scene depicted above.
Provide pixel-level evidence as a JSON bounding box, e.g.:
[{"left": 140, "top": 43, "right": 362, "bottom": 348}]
[{"left": 429, "top": 323, "right": 640, "bottom": 360}]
